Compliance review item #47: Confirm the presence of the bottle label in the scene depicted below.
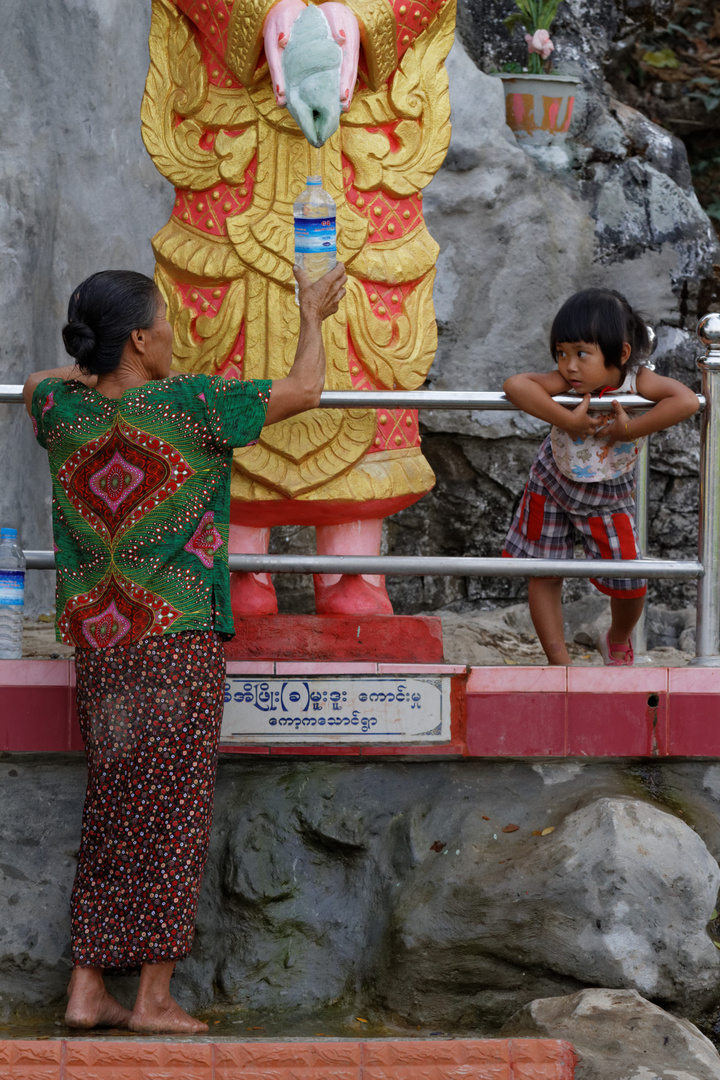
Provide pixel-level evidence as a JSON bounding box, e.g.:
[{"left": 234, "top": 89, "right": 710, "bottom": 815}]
[
  {"left": 0, "top": 571, "right": 24, "bottom": 606},
  {"left": 294, "top": 217, "right": 337, "bottom": 255}
]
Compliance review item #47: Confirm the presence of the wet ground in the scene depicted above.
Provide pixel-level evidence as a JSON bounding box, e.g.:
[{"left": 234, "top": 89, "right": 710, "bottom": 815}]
[{"left": 0, "top": 1006, "right": 458, "bottom": 1042}]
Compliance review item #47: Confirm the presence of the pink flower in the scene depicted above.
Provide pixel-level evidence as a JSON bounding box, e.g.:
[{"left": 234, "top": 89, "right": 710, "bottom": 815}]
[{"left": 525, "top": 29, "right": 554, "bottom": 60}]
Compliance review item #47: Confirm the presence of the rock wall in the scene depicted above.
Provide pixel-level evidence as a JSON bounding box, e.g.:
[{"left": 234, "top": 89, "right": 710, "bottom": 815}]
[
  {"left": 3, "top": 755, "right": 720, "bottom": 1040},
  {"left": 385, "top": 17, "right": 719, "bottom": 617},
  {"left": 0, "top": 0, "right": 173, "bottom": 616},
  {"left": 0, "top": 1, "right": 717, "bottom": 620}
]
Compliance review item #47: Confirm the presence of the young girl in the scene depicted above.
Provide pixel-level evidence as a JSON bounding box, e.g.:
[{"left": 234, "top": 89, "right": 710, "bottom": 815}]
[{"left": 503, "top": 288, "right": 699, "bottom": 666}]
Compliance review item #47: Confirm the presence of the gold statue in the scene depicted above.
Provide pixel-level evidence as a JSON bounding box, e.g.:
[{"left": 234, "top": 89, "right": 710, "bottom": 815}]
[{"left": 142, "top": 0, "right": 455, "bottom": 614}]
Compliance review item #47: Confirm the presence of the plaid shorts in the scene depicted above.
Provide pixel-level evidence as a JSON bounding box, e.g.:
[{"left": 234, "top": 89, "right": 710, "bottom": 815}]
[{"left": 503, "top": 437, "right": 647, "bottom": 599}]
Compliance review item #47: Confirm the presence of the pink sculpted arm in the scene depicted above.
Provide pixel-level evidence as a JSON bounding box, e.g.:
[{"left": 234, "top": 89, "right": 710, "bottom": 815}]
[
  {"left": 263, "top": 0, "right": 308, "bottom": 106},
  {"left": 318, "top": 3, "right": 360, "bottom": 110}
]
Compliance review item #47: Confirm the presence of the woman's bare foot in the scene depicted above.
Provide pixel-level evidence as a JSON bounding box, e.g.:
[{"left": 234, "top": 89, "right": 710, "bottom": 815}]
[
  {"left": 129, "top": 960, "right": 208, "bottom": 1034},
  {"left": 129, "top": 998, "right": 209, "bottom": 1034},
  {"left": 65, "top": 967, "right": 132, "bottom": 1030}
]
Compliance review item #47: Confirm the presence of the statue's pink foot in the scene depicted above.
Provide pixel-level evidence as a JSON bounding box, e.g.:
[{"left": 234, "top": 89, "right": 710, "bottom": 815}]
[
  {"left": 230, "top": 572, "right": 278, "bottom": 615},
  {"left": 314, "top": 574, "right": 393, "bottom": 615}
]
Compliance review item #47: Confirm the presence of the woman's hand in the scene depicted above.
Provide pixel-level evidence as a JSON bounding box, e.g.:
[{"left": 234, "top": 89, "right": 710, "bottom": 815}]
[
  {"left": 294, "top": 262, "right": 347, "bottom": 322},
  {"left": 595, "top": 398, "right": 631, "bottom": 444}
]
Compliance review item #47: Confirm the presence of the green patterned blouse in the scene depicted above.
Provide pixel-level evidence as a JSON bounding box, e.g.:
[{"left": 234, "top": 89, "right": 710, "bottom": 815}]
[{"left": 31, "top": 374, "right": 271, "bottom": 649}]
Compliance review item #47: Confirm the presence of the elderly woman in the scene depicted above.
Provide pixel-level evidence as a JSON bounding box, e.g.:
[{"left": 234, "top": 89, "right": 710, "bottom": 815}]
[{"left": 23, "top": 263, "right": 346, "bottom": 1034}]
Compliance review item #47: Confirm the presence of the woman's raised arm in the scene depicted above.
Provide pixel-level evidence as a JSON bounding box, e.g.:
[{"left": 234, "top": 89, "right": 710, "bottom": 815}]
[{"left": 264, "top": 262, "right": 347, "bottom": 425}]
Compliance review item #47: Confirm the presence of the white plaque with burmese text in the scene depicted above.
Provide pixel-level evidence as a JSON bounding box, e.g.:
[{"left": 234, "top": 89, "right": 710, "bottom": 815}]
[{"left": 221, "top": 676, "right": 452, "bottom": 745}]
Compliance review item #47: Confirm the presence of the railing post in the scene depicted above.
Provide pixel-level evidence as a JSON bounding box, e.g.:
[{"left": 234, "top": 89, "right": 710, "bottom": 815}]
[
  {"left": 633, "top": 438, "right": 650, "bottom": 658},
  {"left": 691, "top": 313, "right": 720, "bottom": 666},
  {"left": 632, "top": 331, "right": 656, "bottom": 660}
]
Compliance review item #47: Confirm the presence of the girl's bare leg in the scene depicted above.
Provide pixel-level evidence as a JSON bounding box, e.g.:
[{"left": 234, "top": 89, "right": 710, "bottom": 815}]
[
  {"left": 65, "top": 966, "right": 131, "bottom": 1029},
  {"left": 129, "top": 961, "right": 208, "bottom": 1034},
  {"left": 528, "top": 577, "right": 571, "bottom": 665},
  {"left": 607, "top": 595, "right": 645, "bottom": 660}
]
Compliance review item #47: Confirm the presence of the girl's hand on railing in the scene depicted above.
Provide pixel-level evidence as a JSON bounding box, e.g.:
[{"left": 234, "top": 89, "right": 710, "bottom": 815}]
[
  {"left": 562, "top": 394, "right": 605, "bottom": 437},
  {"left": 596, "top": 399, "right": 631, "bottom": 444}
]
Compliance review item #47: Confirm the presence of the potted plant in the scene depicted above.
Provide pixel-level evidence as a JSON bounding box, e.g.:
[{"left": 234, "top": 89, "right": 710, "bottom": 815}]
[{"left": 495, "top": 0, "right": 579, "bottom": 144}]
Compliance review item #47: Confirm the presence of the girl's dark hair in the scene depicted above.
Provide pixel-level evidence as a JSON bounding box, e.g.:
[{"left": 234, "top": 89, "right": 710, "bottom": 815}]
[
  {"left": 62, "top": 270, "right": 160, "bottom": 376},
  {"left": 550, "top": 288, "right": 651, "bottom": 372}
]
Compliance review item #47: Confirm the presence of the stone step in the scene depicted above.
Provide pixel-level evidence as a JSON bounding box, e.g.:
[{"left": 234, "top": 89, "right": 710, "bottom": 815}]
[
  {"left": 224, "top": 614, "right": 445, "bottom": 663},
  {"left": 0, "top": 1037, "right": 576, "bottom": 1079}
]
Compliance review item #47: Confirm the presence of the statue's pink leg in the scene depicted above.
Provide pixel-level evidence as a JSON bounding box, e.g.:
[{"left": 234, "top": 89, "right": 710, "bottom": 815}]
[
  {"left": 229, "top": 525, "right": 278, "bottom": 615},
  {"left": 314, "top": 519, "right": 393, "bottom": 615}
]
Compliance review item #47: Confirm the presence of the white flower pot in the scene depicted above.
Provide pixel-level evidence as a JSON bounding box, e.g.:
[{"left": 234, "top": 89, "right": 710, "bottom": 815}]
[{"left": 496, "top": 73, "right": 580, "bottom": 144}]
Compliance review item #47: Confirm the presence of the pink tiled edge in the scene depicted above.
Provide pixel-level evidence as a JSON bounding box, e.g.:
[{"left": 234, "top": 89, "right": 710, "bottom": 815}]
[
  {"left": 0, "top": 659, "right": 70, "bottom": 686},
  {"left": 467, "top": 666, "right": 567, "bottom": 693},
  {"left": 468, "top": 666, "right": 670, "bottom": 694},
  {"left": 0, "top": 1038, "right": 63, "bottom": 1077},
  {"left": 669, "top": 667, "right": 720, "bottom": 692},
  {"left": 226, "top": 661, "right": 276, "bottom": 676},
  {"left": 377, "top": 664, "right": 467, "bottom": 675},
  {"left": 567, "top": 666, "right": 668, "bottom": 693},
  {"left": 275, "top": 662, "right": 378, "bottom": 675},
  {"left": 0, "top": 1038, "right": 576, "bottom": 1080}
]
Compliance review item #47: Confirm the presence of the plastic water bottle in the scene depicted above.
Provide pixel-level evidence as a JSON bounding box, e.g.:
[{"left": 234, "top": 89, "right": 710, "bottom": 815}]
[
  {"left": 0, "top": 528, "right": 25, "bottom": 659},
  {"left": 293, "top": 176, "right": 336, "bottom": 302}
]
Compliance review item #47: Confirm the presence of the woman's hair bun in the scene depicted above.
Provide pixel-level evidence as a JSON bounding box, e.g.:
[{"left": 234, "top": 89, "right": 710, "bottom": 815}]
[
  {"left": 62, "top": 320, "right": 97, "bottom": 365},
  {"left": 63, "top": 271, "right": 159, "bottom": 376}
]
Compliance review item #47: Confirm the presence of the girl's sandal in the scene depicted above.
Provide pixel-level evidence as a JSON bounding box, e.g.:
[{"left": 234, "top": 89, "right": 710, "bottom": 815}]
[{"left": 596, "top": 632, "right": 634, "bottom": 667}]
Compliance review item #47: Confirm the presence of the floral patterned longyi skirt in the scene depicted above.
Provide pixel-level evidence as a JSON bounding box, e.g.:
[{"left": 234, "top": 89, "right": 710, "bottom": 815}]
[{"left": 71, "top": 630, "right": 225, "bottom": 969}]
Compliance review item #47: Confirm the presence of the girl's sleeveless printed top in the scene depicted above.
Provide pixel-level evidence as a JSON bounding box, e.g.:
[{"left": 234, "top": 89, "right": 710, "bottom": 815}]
[
  {"left": 31, "top": 374, "right": 271, "bottom": 648},
  {"left": 550, "top": 368, "right": 646, "bottom": 483}
]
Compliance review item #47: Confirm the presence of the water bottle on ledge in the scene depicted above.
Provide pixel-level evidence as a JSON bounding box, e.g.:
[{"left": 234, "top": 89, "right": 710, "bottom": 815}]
[
  {"left": 293, "top": 176, "right": 336, "bottom": 302},
  {"left": 0, "top": 528, "right": 25, "bottom": 659}
]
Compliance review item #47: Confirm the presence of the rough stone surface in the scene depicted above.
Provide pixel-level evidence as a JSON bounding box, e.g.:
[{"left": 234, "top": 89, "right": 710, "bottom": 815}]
[
  {"left": 501, "top": 988, "right": 720, "bottom": 1080},
  {"left": 3, "top": 758, "right": 720, "bottom": 1036},
  {"left": 379, "top": 796, "right": 720, "bottom": 1027},
  {"left": 0, "top": 0, "right": 173, "bottom": 616}
]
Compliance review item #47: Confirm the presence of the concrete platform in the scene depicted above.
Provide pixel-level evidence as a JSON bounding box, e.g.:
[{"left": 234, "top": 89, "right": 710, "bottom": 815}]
[{"left": 2, "top": 659, "right": 720, "bottom": 758}]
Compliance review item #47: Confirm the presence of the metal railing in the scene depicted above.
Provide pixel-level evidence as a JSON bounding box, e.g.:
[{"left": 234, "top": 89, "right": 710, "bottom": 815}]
[{"left": 4, "top": 312, "right": 719, "bottom": 664}]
